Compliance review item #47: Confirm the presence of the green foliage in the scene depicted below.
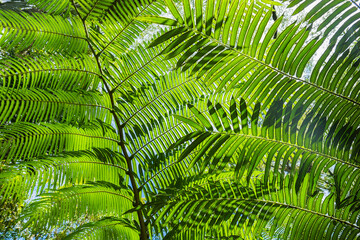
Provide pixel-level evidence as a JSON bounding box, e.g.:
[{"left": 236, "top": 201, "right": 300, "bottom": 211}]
[{"left": 0, "top": 0, "right": 360, "bottom": 239}]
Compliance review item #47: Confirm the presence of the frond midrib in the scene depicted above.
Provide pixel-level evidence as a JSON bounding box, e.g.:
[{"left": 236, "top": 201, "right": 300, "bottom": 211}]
[
  {"left": 205, "top": 131, "right": 360, "bottom": 169},
  {"left": 131, "top": 122, "right": 182, "bottom": 158},
  {"left": 1, "top": 98, "right": 112, "bottom": 111},
  {"left": 83, "top": 0, "right": 102, "bottom": 20},
  {"left": 140, "top": 150, "right": 231, "bottom": 189},
  {"left": 0, "top": 68, "right": 101, "bottom": 78},
  {"left": 169, "top": 197, "right": 360, "bottom": 230},
  {"left": 51, "top": 189, "right": 133, "bottom": 203},
  {"left": 70, "top": 222, "right": 133, "bottom": 239},
  {"left": 1, "top": 23, "right": 86, "bottom": 40},
  {"left": 111, "top": 51, "right": 162, "bottom": 92},
  {"left": 5, "top": 132, "right": 121, "bottom": 144},
  {"left": 184, "top": 26, "right": 360, "bottom": 107},
  {"left": 60, "top": 161, "right": 127, "bottom": 172},
  {"left": 97, "top": 1, "right": 155, "bottom": 57},
  {"left": 129, "top": 95, "right": 233, "bottom": 158},
  {"left": 123, "top": 77, "right": 196, "bottom": 126},
  {"left": 349, "top": 0, "right": 360, "bottom": 9}
]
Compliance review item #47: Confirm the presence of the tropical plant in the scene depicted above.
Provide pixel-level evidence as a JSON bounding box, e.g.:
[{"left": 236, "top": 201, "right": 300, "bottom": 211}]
[{"left": 0, "top": 0, "right": 360, "bottom": 239}]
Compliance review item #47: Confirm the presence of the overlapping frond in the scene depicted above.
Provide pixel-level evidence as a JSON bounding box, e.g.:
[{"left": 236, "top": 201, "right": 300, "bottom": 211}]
[
  {"left": 0, "top": 149, "right": 127, "bottom": 203},
  {"left": 150, "top": 175, "right": 360, "bottom": 239},
  {"left": 0, "top": 122, "right": 120, "bottom": 161},
  {"left": 0, "top": 10, "right": 87, "bottom": 53},
  {"left": 143, "top": 0, "right": 360, "bottom": 141},
  {"left": 139, "top": 150, "right": 199, "bottom": 200},
  {"left": 142, "top": 0, "right": 313, "bottom": 82},
  {"left": 172, "top": 98, "right": 360, "bottom": 197},
  {"left": 73, "top": 0, "right": 117, "bottom": 21},
  {"left": 97, "top": 0, "right": 158, "bottom": 23},
  {"left": 89, "top": 1, "right": 164, "bottom": 56},
  {"left": 0, "top": 0, "right": 359, "bottom": 239},
  {"left": 74, "top": 0, "right": 159, "bottom": 23},
  {"left": 102, "top": 44, "right": 175, "bottom": 90},
  {"left": 0, "top": 89, "right": 112, "bottom": 124},
  {"left": 289, "top": 0, "right": 360, "bottom": 37},
  {"left": 27, "top": 0, "right": 71, "bottom": 15},
  {"left": 0, "top": 54, "right": 100, "bottom": 90},
  {"left": 22, "top": 182, "right": 134, "bottom": 231},
  {"left": 118, "top": 70, "right": 207, "bottom": 160},
  {"left": 64, "top": 217, "right": 139, "bottom": 240}
]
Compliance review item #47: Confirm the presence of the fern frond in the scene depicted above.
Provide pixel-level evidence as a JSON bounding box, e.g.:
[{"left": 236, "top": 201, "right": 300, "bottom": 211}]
[
  {"left": 143, "top": 0, "right": 360, "bottom": 139},
  {"left": 1, "top": 0, "right": 359, "bottom": 239},
  {"left": 0, "top": 122, "right": 120, "bottom": 161},
  {"left": 289, "top": 1, "right": 360, "bottom": 118},
  {"left": 0, "top": 89, "right": 112, "bottom": 124},
  {"left": 118, "top": 70, "right": 215, "bottom": 164},
  {"left": 27, "top": 0, "right": 71, "bottom": 15},
  {"left": 0, "top": 54, "right": 100, "bottom": 90},
  {"left": 289, "top": 0, "right": 359, "bottom": 36},
  {"left": 103, "top": 44, "right": 175, "bottom": 90},
  {"left": 22, "top": 182, "right": 134, "bottom": 231},
  {"left": 0, "top": 10, "right": 87, "bottom": 53},
  {"left": 72, "top": 0, "right": 159, "bottom": 23},
  {"left": 74, "top": 0, "right": 116, "bottom": 21},
  {"left": 150, "top": 175, "right": 360, "bottom": 239},
  {"left": 90, "top": 1, "right": 164, "bottom": 56},
  {"left": 98, "top": 0, "right": 159, "bottom": 23},
  {"left": 64, "top": 217, "right": 139, "bottom": 240},
  {"left": 0, "top": 149, "right": 127, "bottom": 203},
  {"left": 172, "top": 98, "right": 360, "bottom": 195}
]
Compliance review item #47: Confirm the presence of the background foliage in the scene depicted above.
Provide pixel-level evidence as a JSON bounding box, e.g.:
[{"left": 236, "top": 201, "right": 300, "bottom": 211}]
[{"left": 0, "top": 0, "right": 360, "bottom": 239}]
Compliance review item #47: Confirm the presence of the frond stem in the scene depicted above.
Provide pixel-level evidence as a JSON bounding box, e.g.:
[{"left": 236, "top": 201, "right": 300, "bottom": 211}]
[
  {"left": 1, "top": 98, "right": 112, "bottom": 111},
  {"left": 118, "top": 125, "right": 149, "bottom": 240},
  {"left": 110, "top": 53, "right": 160, "bottom": 93},
  {"left": 6, "top": 132, "right": 121, "bottom": 144},
  {"left": 167, "top": 196, "right": 360, "bottom": 230},
  {"left": 187, "top": 27, "right": 360, "bottom": 107},
  {"left": 83, "top": 0, "right": 101, "bottom": 21},
  {"left": 122, "top": 78, "right": 195, "bottom": 126},
  {"left": 244, "top": 198, "right": 359, "bottom": 230},
  {"left": 72, "top": 1, "right": 149, "bottom": 237},
  {"left": 64, "top": 161, "right": 127, "bottom": 172},
  {"left": 56, "top": 189, "right": 133, "bottom": 202},
  {"left": 349, "top": 0, "right": 360, "bottom": 9},
  {"left": 216, "top": 132, "right": 360, "bottom": 169},
  {"left": 96, "top": 3, "right": 152, "bottom": 57},
  {"left": 130, "top": 123, "right": 182, "bottom": 159},
  {"left": 0, "top": 24, "right": 86, "bottom": 40},
  {"left": 1, "top": 68, "right": 101, "bottom": 78}
]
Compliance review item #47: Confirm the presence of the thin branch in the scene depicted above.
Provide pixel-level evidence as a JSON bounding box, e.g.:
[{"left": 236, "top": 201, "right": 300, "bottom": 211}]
[
  {"left": 122, "top": 78, "right": 195, "bottom": 126},
  {"left": 110, "top": 53, "right": 160, "bottom": 93},
  {"left": 6, "top": 132, "right": 121, "bottom": 144},
  {"left": 168, "top": 197, "right": 360, "bottom": 230},
  {"left": 1, "top": 68, "right": 101, "bottom": 78},
  {"left": 97, "top": 3, "right": 152, "bottom": 57},
  {"left": 186, "top": 26, "right": 360, "bottom": 107},
  {"left": 55, "top": 189, "right": 133, "bottom": 202},
  {"left": 1, "top": 24, "right": 86, "bottom": 40},
  {"left": 64, "top": 161, "right": 127, "bottom": 172},
  {"left": 1, "top": 98, "right": 113, "bottom": 112},
  {"left": 71, "top": 1, "right": 149, "bottom": 238},
  {"left": 83, "top": 0, "right": 101, "bottom": 21},
  {"left": 349, "top": 0, "right": 360, "bottom": 9}
]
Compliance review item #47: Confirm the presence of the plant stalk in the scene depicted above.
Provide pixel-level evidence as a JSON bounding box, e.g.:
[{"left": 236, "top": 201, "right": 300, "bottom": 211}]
[{"left": 71, "top": 1, "right": 148, "bottom": 238}]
